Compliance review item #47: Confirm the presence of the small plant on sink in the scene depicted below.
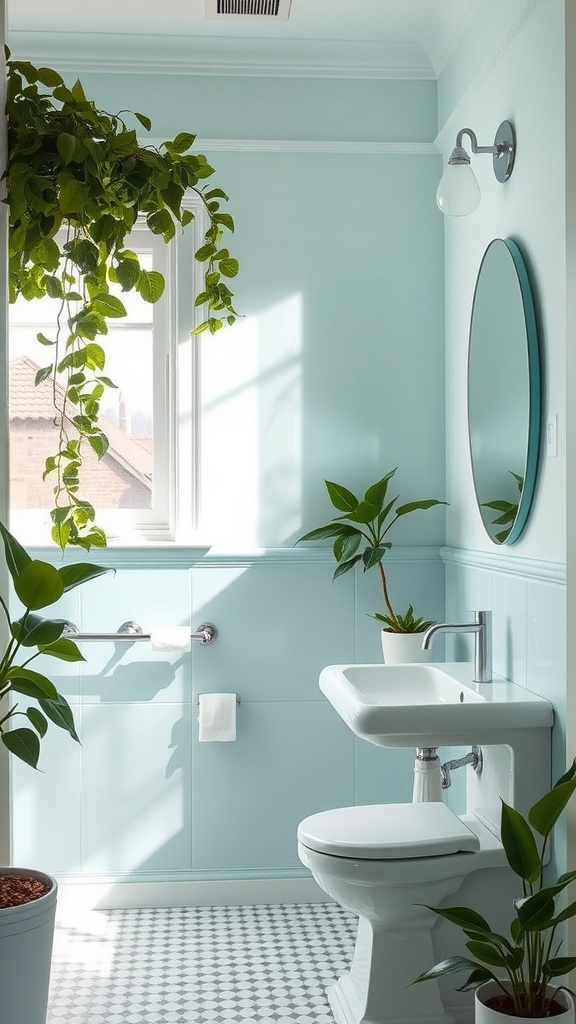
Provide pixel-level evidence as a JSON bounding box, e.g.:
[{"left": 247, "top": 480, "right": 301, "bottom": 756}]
[{"left": 295, "top": 468, "right": 447, "bottom": 639}]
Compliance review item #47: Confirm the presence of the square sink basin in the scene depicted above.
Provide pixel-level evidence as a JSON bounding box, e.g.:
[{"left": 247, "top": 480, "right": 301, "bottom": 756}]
[{"left": 319, "top": 662, "right": 554, "bottom": 747}]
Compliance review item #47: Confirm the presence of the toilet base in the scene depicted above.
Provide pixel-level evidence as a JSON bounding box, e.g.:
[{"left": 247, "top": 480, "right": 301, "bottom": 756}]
[{"left": 325, "top": 913, "right": 457, "bottom": 1024}]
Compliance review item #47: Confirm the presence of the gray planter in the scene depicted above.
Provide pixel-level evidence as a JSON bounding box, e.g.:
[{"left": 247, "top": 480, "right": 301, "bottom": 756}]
[{"left": 0, "top": 867, "right": 57, "bottom": 1024}]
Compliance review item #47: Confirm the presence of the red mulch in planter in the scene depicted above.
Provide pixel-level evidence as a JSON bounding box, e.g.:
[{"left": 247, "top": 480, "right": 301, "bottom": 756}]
[{"left": 0, "top": 874, "right": 51, "bottom": 908}]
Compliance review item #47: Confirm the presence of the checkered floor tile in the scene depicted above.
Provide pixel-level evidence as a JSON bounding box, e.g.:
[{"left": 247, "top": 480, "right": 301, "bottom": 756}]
[{"left": 47, "top": 903, "right": 357, "bottom": 1024}]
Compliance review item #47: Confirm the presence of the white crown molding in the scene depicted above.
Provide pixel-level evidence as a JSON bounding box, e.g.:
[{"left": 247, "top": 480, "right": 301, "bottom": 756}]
[
  {"left": 435, "top": 0, "right": 544, "bottom": 150},
  {"left": 8, "top": 30, "right": 435, "bottom": 79},
  {"left": 441, "top": 546, "right": 566, "bottom": 586},
  {"left": 418, "top": 0, "right": 482, "bottom": 77}
]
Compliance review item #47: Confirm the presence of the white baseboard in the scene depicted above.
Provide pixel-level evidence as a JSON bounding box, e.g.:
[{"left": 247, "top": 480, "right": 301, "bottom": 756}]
[{"left": 56, "top": 876, "right": 333, "bottom": 918}]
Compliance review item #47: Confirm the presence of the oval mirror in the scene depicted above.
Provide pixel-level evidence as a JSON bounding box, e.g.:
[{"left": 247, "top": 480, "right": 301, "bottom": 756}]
[{"left": 468, "top": 238, "right": 540, "bottom": 544}]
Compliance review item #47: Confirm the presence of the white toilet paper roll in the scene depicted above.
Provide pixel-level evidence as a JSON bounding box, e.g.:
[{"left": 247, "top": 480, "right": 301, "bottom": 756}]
[
  {"left": 198, "top": 693, "right": 237, "bottom": 742},
  {"left": 150, "top": 626, "right": 191, "bottom": 652}
]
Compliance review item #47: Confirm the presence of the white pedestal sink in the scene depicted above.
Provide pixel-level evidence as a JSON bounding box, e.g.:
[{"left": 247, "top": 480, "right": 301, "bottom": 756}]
[{"left": 319, "top": 662, "right": 554, "bottom": 748}]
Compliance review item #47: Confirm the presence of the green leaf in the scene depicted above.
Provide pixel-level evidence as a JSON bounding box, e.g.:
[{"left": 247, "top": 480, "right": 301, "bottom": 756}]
[
  {"left": 1, "top": 728, "right": 40, "bottom": 768},
  {"left": 58, "top": 563, "right": 109, "bottom": 593},
  {"left": 56, "top": 133, "right": 77, "bottom": 164},
  {"left": 514, "top": 891, "right": 556, "bottom": 931},
  {"left": 325, "top": 481, "right": 358, "bottom": 514},
  {"left": 334, "top": 532, "right": 362, "bottom": 563},
  {"left": 195, "top": 242, "right": 217, "bottom": 262},
  {"left": 362, "top": 545, "right": 390, "bottom": 570},
  {"left": 51, "top": 520, "right": 72, "bottom": 549},
  {"left": 543, "top": 957, "right": 576, "bottom": 978},
  {"left": 27, "top": 707, "right": 48, "bottom": 737},
  {"left": 91, "top": 294, "right": 127, "bottom": 319},
  {"left": 37, "top": 333, "right": 55, "bottom": 347},
  {"left": 337, "top": 500, "right": 380, "bottom": 525},
  {"left": 0, "top": 522, "right": 32, "bottom": 581},
  {"left": 170, "top": 131, "right": 195, "bottom": 153},
  {"left": 214, "top": 212, "right": 234, "bottom": 232},
  {"left": 13, "top": 615, "right": 66, "bottom": 648},
  {"left": 138, "top": 269, "right": 165, "bottom": 303},
  {"left": 364, "top": 471, "right": 396, "bottom": 511},
  {"left": 84, "top": 343, "right": 106, "bottom": 370},
  {"left": 39, "top": 693, "right": 79, "bottom": 742},
  {"left": 44, "top": 275, "right": 63, "bottom": 299},
  {"left": 219, "top": 258, "right": 239, "bottom": 278},
  {"left": 87, "top": 433, "right": 109, "bottom": 459},
  {"left": 13, "top": 559, "right": 64, "bottom": 610},
  {"left": 455, "top": 968, "right": 494, "bottom": 993},
  {"left": 114, "top": 259, "right": 141, "bottom": 291},
  {"left": 412, "top": 957, "right": 496, "bottom": 985},
  {"left": 59, "top": 179, "right": 89, "bottom": 215},
  {"left": 423, "top": 906, "right": 492, "bottom": 933},
  {"left": 34, "top": 364, "right": 53, "bottom": 386},
  {"left": 295, "top": 524, "right": 357, "bottom": 544},
  {"left": 500, "top": 801, "right": 541, "bottom": 882},
  {"left": 529, "top": 764, "right": 576, "bottom": 838},
  {"left": 395, "top": 498, "right": 447, "bottom": 516},
  {"left": 134, "top": 111, "right": 152, "bottom": 132},
  {"left": 465, "top": 941, "right": 509, "bottom": 968},
  {"left": 333, "top": 555, "right": 362, "bottom": 579},
  {"left": 36, "top": 66, "right": 63, "bottom": 87},
  {"left": 39, "top": 637, "right": 85, "bottom": 662},
  {"left": 5, "top": 669, "right": 58, "bottom": 701},
  {"left": 543, "top": 900, "right": 576, "bottom": 928}
]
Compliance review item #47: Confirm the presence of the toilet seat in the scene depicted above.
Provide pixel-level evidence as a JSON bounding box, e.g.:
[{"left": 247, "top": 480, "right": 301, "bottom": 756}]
[{"left": 297, "top": 802, "right": 481, "bottom": 859}]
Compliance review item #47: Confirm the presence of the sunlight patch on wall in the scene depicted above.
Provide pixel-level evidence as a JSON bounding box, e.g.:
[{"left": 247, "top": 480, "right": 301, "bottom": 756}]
[{"left": 200, "top": 293, "right": 302, "bottom": 548}]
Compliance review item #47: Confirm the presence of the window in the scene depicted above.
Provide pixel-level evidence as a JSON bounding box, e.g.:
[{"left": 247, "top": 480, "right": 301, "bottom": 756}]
[{"left": 9, "top": 193, "right": 206, "bottom": 545}]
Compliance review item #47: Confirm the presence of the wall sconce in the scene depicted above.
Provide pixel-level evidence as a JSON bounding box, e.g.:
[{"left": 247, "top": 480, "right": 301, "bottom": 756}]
[{"left": 436, "top": 120, "right": 516, "bottom": 217}]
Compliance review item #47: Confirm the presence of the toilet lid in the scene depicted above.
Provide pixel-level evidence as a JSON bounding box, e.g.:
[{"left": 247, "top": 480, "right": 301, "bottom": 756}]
[{"left": 297, "top": 803, "right": 481, "bottom": 859}]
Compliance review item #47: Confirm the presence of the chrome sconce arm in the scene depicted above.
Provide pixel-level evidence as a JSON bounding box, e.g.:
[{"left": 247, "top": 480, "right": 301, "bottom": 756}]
[{"left": 437, "top": 120, "right": 516, "bottom": 216}]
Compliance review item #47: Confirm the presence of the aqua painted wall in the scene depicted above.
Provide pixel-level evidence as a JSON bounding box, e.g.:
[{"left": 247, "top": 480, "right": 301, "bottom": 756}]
[
  {"left": 439, "top": 0, "right": 568, "bottom": 852},
  {"left": 9, "top": 69, "right": 448, "bottom": 882},
  {"left": 11, "top": 548, "right": 445, "bottom": 880}
]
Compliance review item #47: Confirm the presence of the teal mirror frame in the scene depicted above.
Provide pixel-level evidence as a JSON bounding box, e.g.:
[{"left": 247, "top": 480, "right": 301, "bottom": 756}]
[{"left": 467, "top": 238, "right": 541, "bottom": 545}]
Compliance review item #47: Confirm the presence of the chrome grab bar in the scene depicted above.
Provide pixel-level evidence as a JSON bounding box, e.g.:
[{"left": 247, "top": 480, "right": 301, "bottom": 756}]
[{"left": 61, "top": 621, "right": 218, "bottom": 645}]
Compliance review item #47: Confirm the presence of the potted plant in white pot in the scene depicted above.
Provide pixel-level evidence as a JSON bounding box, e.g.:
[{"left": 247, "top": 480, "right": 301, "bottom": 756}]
[
  {"left": 295, "top": 468, "right": 447, "bottom": 663},
  {"left": 413, "top": 759, "right": 576, "bottom": 1023},
  {"left": 0, "top": 522, "right": 109, "bottom": 1024}
]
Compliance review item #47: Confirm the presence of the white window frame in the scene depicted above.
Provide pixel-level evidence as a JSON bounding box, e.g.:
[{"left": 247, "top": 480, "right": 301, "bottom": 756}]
[{"left": 9, "top": 191, "right": 207, "bottom": 546}]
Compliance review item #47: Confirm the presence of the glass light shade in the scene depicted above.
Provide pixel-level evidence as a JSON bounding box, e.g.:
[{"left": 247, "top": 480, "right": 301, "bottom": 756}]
[{"left": 436, "top": 163, "right": 481, "bottom": 216}]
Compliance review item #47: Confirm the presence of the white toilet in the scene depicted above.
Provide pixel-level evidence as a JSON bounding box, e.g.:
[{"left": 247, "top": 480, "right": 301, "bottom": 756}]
[{"left": 297, "top": 800, "right": 507, "bottom": 1024}]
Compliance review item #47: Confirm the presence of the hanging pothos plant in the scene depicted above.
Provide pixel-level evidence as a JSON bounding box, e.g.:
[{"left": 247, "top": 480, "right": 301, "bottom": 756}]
[{"left": 5, "top": 51, "right": 239, "bottom": 549}]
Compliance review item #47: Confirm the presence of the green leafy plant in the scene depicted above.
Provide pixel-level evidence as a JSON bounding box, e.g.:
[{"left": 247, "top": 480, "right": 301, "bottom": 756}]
[
  {"left": 6, "top": 52, "right": 239, "bottom": 549},
  {"left": 295, "top": 468, "right": 446, "bottom": 633},
  {"left": 413, "top": 760, "right": 576, "bottom": 1018},
  {"left": 0, "top": 522, "right": 110, "bottom": 768},
  {"left": 481, "top": 472, "right": 524, "bottom": 544}
]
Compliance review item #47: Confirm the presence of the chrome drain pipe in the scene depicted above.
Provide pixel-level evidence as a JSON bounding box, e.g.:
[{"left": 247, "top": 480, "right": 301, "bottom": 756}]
[{"left": 440, "top": 745, "right": 483, "bottom": 790}]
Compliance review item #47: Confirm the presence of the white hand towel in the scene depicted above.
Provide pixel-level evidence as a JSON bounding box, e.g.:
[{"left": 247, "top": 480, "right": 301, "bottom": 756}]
[
  {"left": 198, "top": 693, "right": 237, "bottom": 742},
  {"left": 150, "top": 626, "right": 191, "bottom": 652}
]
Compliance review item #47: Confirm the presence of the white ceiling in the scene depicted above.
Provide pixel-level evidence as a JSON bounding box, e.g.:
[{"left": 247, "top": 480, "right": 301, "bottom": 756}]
[{"left": 8, "top": 0, "right": 481, "bottom": 77}]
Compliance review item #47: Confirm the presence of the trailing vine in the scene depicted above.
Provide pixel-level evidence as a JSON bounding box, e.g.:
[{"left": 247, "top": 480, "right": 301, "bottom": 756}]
[{"left": 5, "top": 52, "right": 239, "bottom": 549}]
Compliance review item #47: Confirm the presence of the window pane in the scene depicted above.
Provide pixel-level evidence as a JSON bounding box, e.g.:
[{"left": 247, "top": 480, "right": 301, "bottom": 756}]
[{"left": 9, "top": 326, "right": 154, "bottom": 512}]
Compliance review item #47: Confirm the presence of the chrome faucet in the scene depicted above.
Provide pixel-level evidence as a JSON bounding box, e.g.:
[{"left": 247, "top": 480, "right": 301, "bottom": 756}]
[{"left": 421, "top": 610, "right": 492, "bottom": 683}]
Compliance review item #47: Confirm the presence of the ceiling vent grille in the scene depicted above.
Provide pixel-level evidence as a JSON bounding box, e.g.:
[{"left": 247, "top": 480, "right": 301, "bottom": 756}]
[{"left": 206, "top": 0, "right": 292, "bottom": 19}]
